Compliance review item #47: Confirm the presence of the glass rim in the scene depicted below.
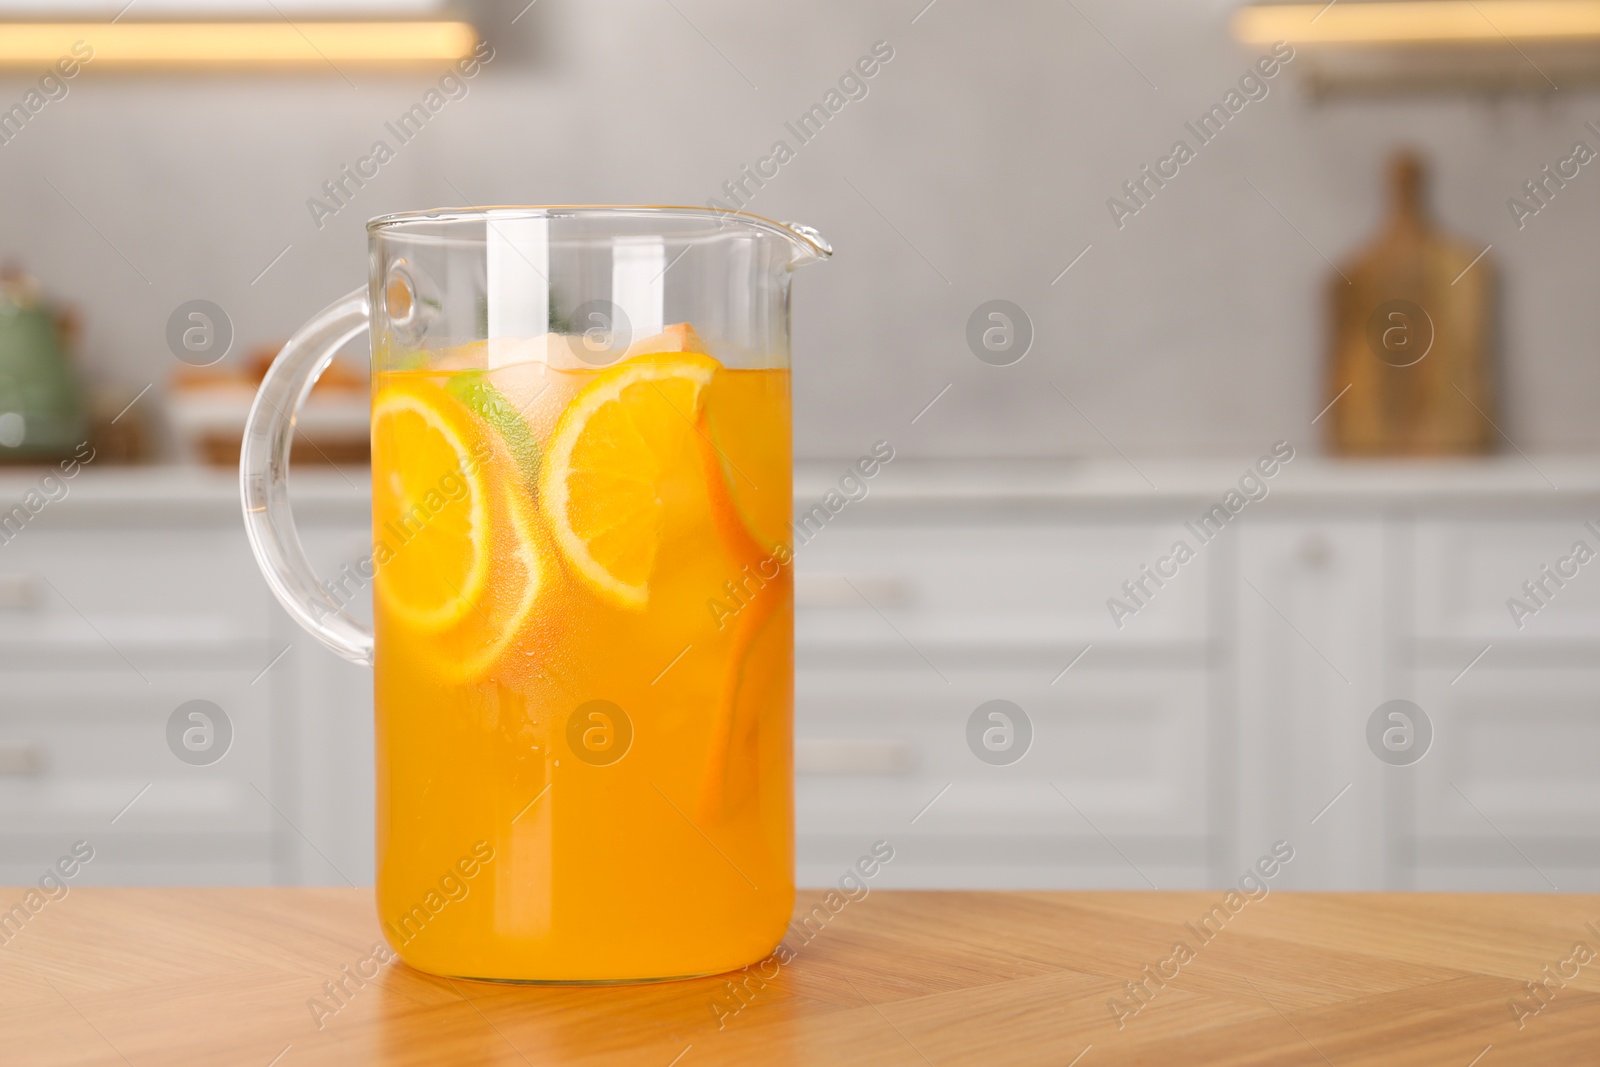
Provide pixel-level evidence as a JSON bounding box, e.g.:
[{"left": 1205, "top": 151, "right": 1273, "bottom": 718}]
[{"left": 366, "top": 204, "right": 831, "bottom": 258}]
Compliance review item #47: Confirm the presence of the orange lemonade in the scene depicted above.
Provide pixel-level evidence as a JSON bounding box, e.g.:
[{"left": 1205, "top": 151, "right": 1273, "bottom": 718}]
[{"left": 369, "top": 332, "right": 793, "bottom": 981}]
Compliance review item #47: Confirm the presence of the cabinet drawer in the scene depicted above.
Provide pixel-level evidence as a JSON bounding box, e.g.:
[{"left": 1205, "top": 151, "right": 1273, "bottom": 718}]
[
  {"left": 794, "top": 521, "right": 1209, "bottom": 650},
  {"left": 0, "top": 671, "right": 274, "bottom": 846},
  {"left": 1410, "top": 665, "right": 1600, "bottom": 844},
  {"left": 1414, "top": 519, "right": 1600, "bottom": 642},
  {"left": 796, "top": 665, "right": 1210, "bottom": 849},
  {"left": 0, "top": 527, "right": 272, "bottom": 661}
]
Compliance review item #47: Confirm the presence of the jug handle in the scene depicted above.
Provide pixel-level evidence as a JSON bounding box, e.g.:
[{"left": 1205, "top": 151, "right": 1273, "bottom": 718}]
[{"left": 239, "top": 286, "right": 375, "bottom": 666}]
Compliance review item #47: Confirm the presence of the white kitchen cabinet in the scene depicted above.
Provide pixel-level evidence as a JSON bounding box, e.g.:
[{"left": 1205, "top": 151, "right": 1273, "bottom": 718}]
[
  {"left": 1413, "top": 518, "right": 1600, "bottom": 642},
  {"left": 792, "top": 508, "right": 1214, "bottom": 890},
  {"left": 0, "top": 527, "right": 271, "bottom": 666},
  {"left": 1406, "top": 663, "right": 1600, "bottom": 891},
  {"left": 0, "top": 469, "right": 367, "bottom": 887},
  {"left": 269, "top": 522, "right": 376, "bottom": 887},
  {"left": 794, "top": 519, "right": 1211, "bottom": 650},
  {"left": 1397, "top": 515, "right": 1600, "bottom": 890},
  {"left": 0, "top": 669, "right": 274, "bottom": 885},
  {"left": 790, "top": 459, "right": 1600, "bottom": 892},
  {"left": 1233, "top": 519, "right": 1392, "bottom": 890},
  {"left": 795, "top": 661, "right": 1212, "bottom": 889},
  {"left": 2, "top": 461, "right": 1598, "bottom": 892}
]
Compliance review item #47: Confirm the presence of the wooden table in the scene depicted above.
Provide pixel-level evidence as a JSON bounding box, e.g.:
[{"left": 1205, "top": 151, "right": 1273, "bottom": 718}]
[{"left": 4, "top": 888, "right": 1599, "bottom": 1064}]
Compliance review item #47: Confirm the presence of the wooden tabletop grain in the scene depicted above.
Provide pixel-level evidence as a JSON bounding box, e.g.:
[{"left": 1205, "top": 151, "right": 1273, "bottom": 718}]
[{"left": 3, "top": 887, "right": 1599, "bottom": 1065}]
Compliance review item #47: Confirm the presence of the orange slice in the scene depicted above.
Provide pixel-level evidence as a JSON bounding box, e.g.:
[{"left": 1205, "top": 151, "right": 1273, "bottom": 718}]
[
  {"left": 371, "top": 380, "right": 491, "bottom": 633},
  {"left": 537, "top": 353, "right": 720, "bottom": 609},
  {"left": 623, "top": 322, "right": 705, "bottom": 359},
  {"left": 436, "top": 479, "right": 554, "bottom": 684},
  {"left": 699, "top": 579, "right": 792, "bottom": 823},
  {"left": 700, "top": 368, "right": 792, "bottom": 557}
]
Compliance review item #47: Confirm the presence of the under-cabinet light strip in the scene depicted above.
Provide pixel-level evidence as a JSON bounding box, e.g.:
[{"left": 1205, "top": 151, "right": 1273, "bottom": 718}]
[
  {"left": 0, "top": 21, "right": 478, "bottom": 68},
  {"left": 1235, "top": 1, "right": 1600, "bottom": 45}
]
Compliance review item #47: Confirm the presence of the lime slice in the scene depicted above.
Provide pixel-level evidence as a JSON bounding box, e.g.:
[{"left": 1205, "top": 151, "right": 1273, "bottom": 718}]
[{"left": 445, "top": 372, "right": 541, "bottom": 491}]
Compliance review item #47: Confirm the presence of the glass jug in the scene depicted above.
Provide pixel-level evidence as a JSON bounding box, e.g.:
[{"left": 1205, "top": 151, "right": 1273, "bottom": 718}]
[{"left": 241, "top": 206, "right": 830, "bottom": 982}]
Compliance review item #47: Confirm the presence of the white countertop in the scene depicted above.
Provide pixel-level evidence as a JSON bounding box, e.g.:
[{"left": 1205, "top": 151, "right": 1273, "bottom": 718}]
[
  {"left": 0, "top": 465, "right": 364, "bottom": 526},
  {"left": 811, "top": 456, "right": 1597, "bottom": 509},
  {"left": 0, "top": 457, "right": 1596, "bottom": 526}
]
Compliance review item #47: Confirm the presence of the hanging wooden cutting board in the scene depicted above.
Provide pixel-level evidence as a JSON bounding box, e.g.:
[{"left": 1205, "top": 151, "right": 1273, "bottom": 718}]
[{"left": 1325, "top": 150, "right": 1497, "bottom": 456}]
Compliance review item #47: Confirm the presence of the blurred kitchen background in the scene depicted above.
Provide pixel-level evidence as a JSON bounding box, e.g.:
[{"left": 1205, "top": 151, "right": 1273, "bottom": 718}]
[{"left": 2, "top": 0, "right": 1599, "bottom": 894}]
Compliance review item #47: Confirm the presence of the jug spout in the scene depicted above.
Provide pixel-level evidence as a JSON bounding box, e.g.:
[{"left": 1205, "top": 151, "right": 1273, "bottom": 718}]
[
  {"left": 717, "top": 208, "right": 830, "bottom": 268},
  {"left": 779, "top": 220, "right": 832, "bottom": 267}
]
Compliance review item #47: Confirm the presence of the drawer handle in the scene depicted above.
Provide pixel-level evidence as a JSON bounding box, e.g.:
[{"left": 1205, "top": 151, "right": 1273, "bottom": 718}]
[
  {"left": 795, "top": 574, "right": 912, "bottom": 609},
  {"left": 0, "top": 573, "right": 42, "bottom": 610},
  {"left": 1299, "top": 535, "right": 1333, "bottom": 570},
  {"left": 0, "top": 740, "right": 44, "bottom": 775},
  {"left": 797, "top": 739, "right": 913, "bottom": 775}
]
